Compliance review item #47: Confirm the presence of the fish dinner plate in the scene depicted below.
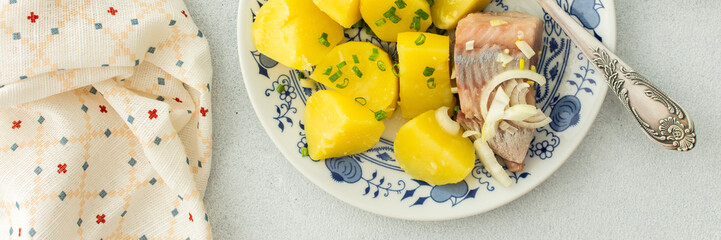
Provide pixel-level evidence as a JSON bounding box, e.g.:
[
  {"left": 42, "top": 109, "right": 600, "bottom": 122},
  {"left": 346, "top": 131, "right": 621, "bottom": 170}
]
[{"left": 237, "top": 0, "right": 616, "bottom": 220}]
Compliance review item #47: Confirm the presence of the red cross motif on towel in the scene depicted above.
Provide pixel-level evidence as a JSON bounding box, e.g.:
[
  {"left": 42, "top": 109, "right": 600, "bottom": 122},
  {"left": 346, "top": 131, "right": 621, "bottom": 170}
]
[
  {"left": 189, "top": 213, "right": 194, "bottom": 222},
  {"left": 174, "top": 98, "right": 183, "bottom": 103},
  {"left": 182, "top": 10, "right": 188, "bottom": 18},
  {"left": 57, "top": 163, "right": 68, "bottom": 174},
  {"left": 27, "top": 12, "right": 38, "bottom": 23},
  {"left": 148, "top": 109, "right": 158, "bottom": 119},
  {"left": 107, "top": 7, "right": 118, "bottom": 15},
  {"left": 11, "top": 120, "right": 21, "bottom": 129},
  {"left": 200, "top": 107, "right": 208, "bottom": 117},
  {"left": 99, "top": 105, "right": 108, "bottom": 113},
  {"left": 96, "top": 214, "right": 106, "bottom": 224}
]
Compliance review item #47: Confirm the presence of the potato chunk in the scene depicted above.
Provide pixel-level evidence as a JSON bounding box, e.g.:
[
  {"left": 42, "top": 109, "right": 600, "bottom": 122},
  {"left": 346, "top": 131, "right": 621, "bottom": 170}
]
[
  {"left": 305, "top": 90, "right": 385, "bottom": 160},
  {"left": 360, "top": 0, "right": 432, "bottom": 42},
  {"left": 431, "top": 0, "right": 491, "bottom": 29},
  {"left": 397, "top": 32, "right": 454, "bottom": 119},
  {"left": 313, "top": 0, "right": 362, "bottom": 28},
  {"left": 252, "top": 0, "right": 344, "bottom": 70},
  {"left": 310, "top": 42, "right": 398, "bottom": 115},
  {"left": 394, "top": 109, "right": 475, "bottom": 185}
]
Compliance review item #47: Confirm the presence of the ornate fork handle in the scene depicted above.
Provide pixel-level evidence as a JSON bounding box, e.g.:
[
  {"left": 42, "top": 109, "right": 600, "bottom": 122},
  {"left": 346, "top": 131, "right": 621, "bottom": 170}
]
[{"left": 537, "top": 0, "right": 696, "bottom": 151}]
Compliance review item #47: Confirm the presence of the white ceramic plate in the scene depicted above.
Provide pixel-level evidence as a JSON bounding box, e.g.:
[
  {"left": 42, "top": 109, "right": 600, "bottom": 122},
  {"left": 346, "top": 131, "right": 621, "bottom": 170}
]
[{"left": 237, "top": 0, "right": 616, "bottom": 220}]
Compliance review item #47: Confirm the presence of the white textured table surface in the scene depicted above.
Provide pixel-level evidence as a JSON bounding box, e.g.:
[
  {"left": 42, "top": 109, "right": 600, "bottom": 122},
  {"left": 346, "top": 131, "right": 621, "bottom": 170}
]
[{"left": 193, "top": 0, "right": 721, "bottom": 238}]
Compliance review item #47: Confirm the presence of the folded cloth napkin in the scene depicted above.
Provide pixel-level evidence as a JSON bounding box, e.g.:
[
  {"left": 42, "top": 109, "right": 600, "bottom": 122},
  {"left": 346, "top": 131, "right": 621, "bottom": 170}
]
[{"left": 0, "top": 1, "right": 212, "bottom": 239}]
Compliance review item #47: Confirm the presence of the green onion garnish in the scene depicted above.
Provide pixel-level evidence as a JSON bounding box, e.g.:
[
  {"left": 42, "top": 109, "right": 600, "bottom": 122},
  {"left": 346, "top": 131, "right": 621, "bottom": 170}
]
[
  {"left": 377, "top": 60, "right": 386, "bottom": 71},
  {"left": 383, "top": 7, "right": 396, "bottom": 18},
  {"left": 375, "top": 110, "right": 387, "bottom": 121},
  {"left": 389, "top": 15, "right": 401, "bottom": 24},
  {"left": 322, "top": 66, "right": 333, "bottom": 75},
  {"left": 368, "top": 48, "right": 379, "bottom": 61},
  {"left": 375, "top": 18, "right": 386, "bottom": 27},
  {"left": 336, "top": 61, "right": 347, "bottom": 69},
  {"left": 395, "top": 0, "right": 407, "bottom": 9},
  {"left": 352, "top": 66, "right": 363, "bottom": 78},
  {"left": 392, "top": 63, "right": 400, "bottom": 77},
  {"left": 426, "top": 0, "right": 434, "bottom": 6},
  {"left": 365, "top": 27, "right": 376, "bottom": 36},
  {"left": 423, "top": 66, "right": 435, "bottom": 76},
  {"left": 410, "top": 16, "right": 421, "bottom": 30},
  {"left": 276, "top": 84, "right": 285, "bottom": 93},
  {"left": 329, "top": 70, "right": 342, "bottom": 83},
  {"left": 336, "top": 78, "right": 350, "bottom": 89},
  {"left": 355, "top": 97, "right": 367, "bottom": 106},
  {"left": 351, "top": 20, "right": 365, "bottom": 29},
  {"left": 301, "top": 147, "right": 309, "bottom": 157},
  {"left": 298, "top": 72, "right": 306, "bottom": 79},
  {"left": 453, "top": 106, "right": 461, "bottom": 116},
  {"left": 318, "top": 33, "right": 330, "bottom": 47},
  {"left": 352, "top": 55, "right": 360, "bottom": 64},
  {"left": 415, "top": 9, "right": 429, "bottom": 20},
  {"left": 415, "top": 33, "right": 426, "bottom": 45},
  {"left": 426, "top": 78, "right": 436, "bottom": 89}
]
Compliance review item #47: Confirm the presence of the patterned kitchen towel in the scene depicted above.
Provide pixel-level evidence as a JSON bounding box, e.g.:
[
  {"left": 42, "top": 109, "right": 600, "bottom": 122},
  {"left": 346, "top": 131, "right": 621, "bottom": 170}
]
[{"left": 0, "top": 0, "right": 213, "bottom": 239}]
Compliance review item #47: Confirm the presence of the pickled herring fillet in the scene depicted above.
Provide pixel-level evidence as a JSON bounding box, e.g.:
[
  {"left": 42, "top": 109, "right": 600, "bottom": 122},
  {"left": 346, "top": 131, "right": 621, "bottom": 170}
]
[{"left": 454, "top": 12, "right": 543, "bottom": 172}]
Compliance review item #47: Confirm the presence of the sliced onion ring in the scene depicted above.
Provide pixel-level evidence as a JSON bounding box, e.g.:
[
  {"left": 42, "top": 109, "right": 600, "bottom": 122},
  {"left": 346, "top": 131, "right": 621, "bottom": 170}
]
[
  {"left": 480, "top": 70, "right": 546, "bottom": 118},
  {"left": 462, "top": 130, "right": 481, "bottom": 138},
  {"left": 435, "top": 106, "right": 460, "bottom": 135},
  {"left": 474, "top": 139, "right": 512, "bottom": 187},
  {"left": 481, "top": 89, "right": 510, "bottom": 141},
  {"left": 502, "top": 104, "right": 538, "bottom": 121}
]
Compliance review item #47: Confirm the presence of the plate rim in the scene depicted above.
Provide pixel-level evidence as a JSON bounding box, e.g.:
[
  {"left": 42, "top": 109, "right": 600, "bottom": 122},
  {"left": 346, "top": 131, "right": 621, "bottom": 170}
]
[{"left": 236, "top": 0, "right": 617, "bottom": 221}]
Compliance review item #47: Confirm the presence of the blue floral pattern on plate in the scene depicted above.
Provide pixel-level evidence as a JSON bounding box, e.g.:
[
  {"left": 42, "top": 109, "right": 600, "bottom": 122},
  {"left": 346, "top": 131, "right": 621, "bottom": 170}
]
[{"left": 239, "top": 0, "right": 615, "bottom": 219}]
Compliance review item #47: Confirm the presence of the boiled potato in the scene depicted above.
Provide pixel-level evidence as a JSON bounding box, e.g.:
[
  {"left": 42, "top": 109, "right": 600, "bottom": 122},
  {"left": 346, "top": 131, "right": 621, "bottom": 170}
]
[
  {"left": 397, "top": 32, "right": 454, "bottom": 119},
  {"left": 394, "top": 109, "right": 475, "bottom": 185},
  {"left": 305, "top": 90, "right": 385, "bottom": 160},
  {"left": 313, "top": 0, "right": 362, "bottom": 28},
  {"left": 431, "top": 0, "right": 492, "bottom": 29},
  {"left": 310, "top": 42, "right": 398, "bottom": 115},
  {"left": 360, "top": 0, "right": 432, "bottom": 42},
  {"left": 253, "top": 0, "right": 344, "bottom": 70}
]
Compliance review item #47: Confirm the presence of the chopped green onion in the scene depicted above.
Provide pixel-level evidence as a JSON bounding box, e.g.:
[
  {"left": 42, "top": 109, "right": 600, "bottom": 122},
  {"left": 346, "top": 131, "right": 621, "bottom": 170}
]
[
  {"left": 389, "top": 15, "right": 402, "bottom": 24},
  {"left": 368, "top": 48, "right": 379, "bottom": 61},
  {"left": 415, "top": 33, "right": 426, "bottom": 45},
  {"left": 426, "top": 0, "right": 434, "bottom": 6},
  {"left": 383, "top": 7, "right": 396, "bottom": 18},
  {"left": 336, "top": 78, "right": 350, "bottom": 89},
  {"left": 375, "top": 18, "right": 386, "bottom": 27},
  {"left": 298, "top": 72, "right": 306, "bottom": 79},
  {"left": 414, "top": 9, "right": 429, "bottom": 20},
  {"left": 329, "top": 70, "right": 342, "bottom": 83},
  {"left": 453, "top": 106, "right": 461, "bottom": 116},
  {"left": 426, "top": 78, "right": 436, "bottom": 89},
  {"left": 276, "top": 84, "right": 285, "bottom": 93},
  {"left": 395, "top": 0, "right": 407, "bottom": 9},
  {"left": 377, "top": 60, "right": 386, "bottom": 71},
  {"left": 392, "top": 63, "right": 399, "bottom": 77},
  {"left": 301, "top": 147, "right": 309, "bottom": 157},
  {"left": 336, "top": 61, "right": 347, "bottom": 69},
  {"left": 352, "top": 55, "right": 360, "bottom": 64},
  {"left": 355, "top": 97, "right": 367, "bottom": 106},
  {"left": 409, "top": 16, "right": 421, "bottom": 30},
  {"left": 322, "top": 66, "right": 333, "bottom": 75},
  {"left": 318, "top": 32, "right": 330, "bottom": 47},
  {"left": 375, "top": 110, "right": 387, "bottom": 121},
  {"left": 365, "top": 26, "right": 376, "bottom": 36},
  {"left": 352, "top": 66, "right": 363, "bottom": 78},
  {"left": 423, "top": 66, "right": 435, "bottom": 76},
  {"left": 351, "top": 20, "right": 365, "bottom": 29}
]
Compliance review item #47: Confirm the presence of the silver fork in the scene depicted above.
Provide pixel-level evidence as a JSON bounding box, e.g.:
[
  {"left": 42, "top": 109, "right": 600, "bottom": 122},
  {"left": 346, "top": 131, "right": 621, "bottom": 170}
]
[{"left": 536, "top": 0, "right": 696, "bottom": 151}]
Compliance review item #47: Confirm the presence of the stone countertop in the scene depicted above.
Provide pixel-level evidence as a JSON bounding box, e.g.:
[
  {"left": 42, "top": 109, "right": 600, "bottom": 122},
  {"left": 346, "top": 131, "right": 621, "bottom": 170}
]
[{"left": 192, "top": 0, "right": 721, "bottom": 238}]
